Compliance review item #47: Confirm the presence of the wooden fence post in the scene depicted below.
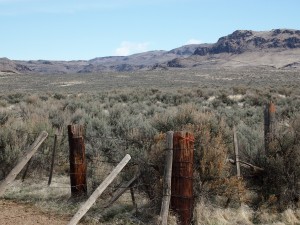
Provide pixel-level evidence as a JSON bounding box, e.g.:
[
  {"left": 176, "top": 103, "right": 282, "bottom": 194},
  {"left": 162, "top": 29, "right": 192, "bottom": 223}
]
[
  {"left": 68, "top": 125, "right": 87, "bottom": 197},
  {"left": 103, "top": 172, "right": 140, "bottom": 208},
  {"left": 0, "top": 131, "right": 48, "bottom": 196},
  {"left": 130, "top": 187, "right": 136, "bottom": 207},
  {"left": 21, "top": 158, "right": 32, "bottom": 182},
  {"left": 48, "top": 134, "right": 58, "bottom": 186},
  {"left": 159, "top": 131, "right": 174, "bottom": 225},
  {"left": 67, "top": 154, "right": 131, "bottom": 225},
  {"left": 171, "top": 131, "right": 194, "bottom": 225},
  {"left": 233, "top": 126, "right": 241, "bottom": 178},
  {"left": 264, "top": 101, "right": 276, "bottom": 156}
]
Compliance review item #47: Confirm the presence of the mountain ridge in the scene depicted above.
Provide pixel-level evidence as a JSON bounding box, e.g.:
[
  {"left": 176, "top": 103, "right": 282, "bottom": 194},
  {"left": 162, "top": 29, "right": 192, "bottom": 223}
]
[
  {"left": 1, "top": 29, "right": 300, "bottom": 74},
  {"left": 194, "top": 29, "right": 300, "bottom": 55}
]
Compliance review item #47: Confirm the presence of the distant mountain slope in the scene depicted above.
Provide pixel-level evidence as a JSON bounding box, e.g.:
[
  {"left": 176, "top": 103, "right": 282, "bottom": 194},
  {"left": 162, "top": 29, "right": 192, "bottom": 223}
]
[
  {"left": 193, "top": 29, "right": 300, "bottom": 55},
  {"left": 1, "top": 29, "right": 300, "bottom": 74},
  {"left": 167, "top": 29, "right": 300, "bottom": 69},
  {"left": 0, "top": 57, "right": 32, "bottom": 74}
]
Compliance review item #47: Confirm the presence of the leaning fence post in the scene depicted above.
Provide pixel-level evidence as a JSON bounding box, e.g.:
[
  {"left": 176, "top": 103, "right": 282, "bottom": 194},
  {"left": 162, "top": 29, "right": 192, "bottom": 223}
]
[
  {"left": 48, "top": 134, "right": 58, "bottom": 186},
  {"left": 171, "top": 131, "right": 194, "bottom": 225},
  {"left": 21, "top": 158, "right": 32, "bottom": 182},
  {"left": 67, "top": 154, "right": 131, "bottom": 225},
  {"left": 68, "top": 125, "right": 87, "bottom": 197},
  {"left": 0, "top": 131, "right": 48, "bottom": 196},
  {"left": 233, "top": 126, "right": 241, "bottom": 178},
  {"left": 264, "top": 101, "right": 276, "bottom": 156},
  {"left": 159, "top": 131, "right": 174, "bottom": 225}
]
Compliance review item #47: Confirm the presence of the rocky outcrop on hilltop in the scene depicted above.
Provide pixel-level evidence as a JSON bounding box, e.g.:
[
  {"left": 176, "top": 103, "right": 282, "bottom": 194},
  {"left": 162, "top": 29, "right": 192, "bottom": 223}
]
[
  {"left": 194, "top": 29, "right": 300, "bottom": 56},
  {"left": 169, "top": 44, "right": 207, "bottom": 56},
  {"left": 167, "top": 58, "right": 185, "bottom": 68}
]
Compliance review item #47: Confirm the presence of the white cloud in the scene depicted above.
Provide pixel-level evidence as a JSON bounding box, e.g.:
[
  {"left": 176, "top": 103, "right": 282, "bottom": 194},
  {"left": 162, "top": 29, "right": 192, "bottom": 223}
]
[
  {"left": 185, "top": 39, "right": 202, "bottom": 45},
  {"left": 114, "top": 41, "right": 149, "bottom": 56}
]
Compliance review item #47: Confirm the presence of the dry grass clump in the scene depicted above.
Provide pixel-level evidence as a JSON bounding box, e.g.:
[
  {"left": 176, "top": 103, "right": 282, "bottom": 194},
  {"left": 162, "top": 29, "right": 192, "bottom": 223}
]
[
  {"left": 194, "top": 201, "right": 254, "bottom": 225},
  {"left": 25, "top": 94, "right": 39, "bottom": 105},
  {"left": 194, "top": 201, "right": 300, "bottom": 225},
  {"left": 153, "top": 214, "right": 179, "bottom": 225},
  {"left": 255, "top": 208, "right": 300, "bottom": 225}
]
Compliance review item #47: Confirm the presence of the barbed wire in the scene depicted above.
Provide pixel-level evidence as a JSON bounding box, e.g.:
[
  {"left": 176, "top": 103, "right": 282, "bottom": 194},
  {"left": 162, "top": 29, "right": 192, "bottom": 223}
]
[{"left": 5, "top": 127, "right": 156, "bottom": 146}]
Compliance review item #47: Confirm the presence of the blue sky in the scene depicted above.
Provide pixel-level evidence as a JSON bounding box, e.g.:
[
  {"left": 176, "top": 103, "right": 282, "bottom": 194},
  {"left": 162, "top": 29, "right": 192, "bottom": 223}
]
[{"left": 1, "top": 0, "right": 299, "bottom": 60}]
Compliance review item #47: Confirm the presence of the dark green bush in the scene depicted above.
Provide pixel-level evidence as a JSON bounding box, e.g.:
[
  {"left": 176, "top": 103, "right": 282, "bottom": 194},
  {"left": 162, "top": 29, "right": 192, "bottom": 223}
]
[
  {"left": 53, "top": 93, "right": 66, "bottom": 100},
  {"left": 6, "top": 93, "right": 25, "bottom": 104},
  {"left": 0, "top": 111, "right": 9, "bottom": 126},
  {"left": 263, "top": 114, "right": 300, "bottom": 209}
]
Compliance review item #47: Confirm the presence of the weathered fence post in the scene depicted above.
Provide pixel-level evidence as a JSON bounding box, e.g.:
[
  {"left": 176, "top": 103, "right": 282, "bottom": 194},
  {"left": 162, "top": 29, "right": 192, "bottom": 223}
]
[
  {"left": 264, "top": 101, "right": 276, "bottom": 156},
  {"left": 159, "top": 131, "right": 174, "bottom": 225},
  {"left": 0, "top": 131, "right": 48, "bottom": 196},
  {"left": 21, "top": 158, "right": 32, "bottom": 182},
  {"left": 233, "top": 126, "right": 241, "bottom": 178},
  {"left": 48, "top": 134, "right": 58, "bottom": 186},
  {"left": 68, "top": 154, "right": 131, "bottom": 225},
  {"left": 68, "top": 125, "right": 87, "bottom": 197},
  {"left": 103, "top": 172, "right": 140, "bottom": 208},
  {"left": 130, "top": 187, "right": 136, "bottom": 206},
  {"left": 171, "top": 131, "right": 194, "bottom": 225}
]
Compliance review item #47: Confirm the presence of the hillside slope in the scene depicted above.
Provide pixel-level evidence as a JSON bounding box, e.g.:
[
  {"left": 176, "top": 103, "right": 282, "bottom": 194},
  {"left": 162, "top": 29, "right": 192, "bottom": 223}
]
[{"left": 168, "top": 29, "right": 300, "bottom": 69}]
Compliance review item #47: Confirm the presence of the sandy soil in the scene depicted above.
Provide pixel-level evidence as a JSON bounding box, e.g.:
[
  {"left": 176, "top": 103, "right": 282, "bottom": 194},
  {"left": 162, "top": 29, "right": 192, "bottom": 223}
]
[{"left": 0, "top": 200, "right": 71, "bottom": 225}]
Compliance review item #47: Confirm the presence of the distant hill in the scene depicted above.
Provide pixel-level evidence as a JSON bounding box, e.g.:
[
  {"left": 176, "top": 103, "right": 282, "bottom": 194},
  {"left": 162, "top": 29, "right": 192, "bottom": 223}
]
[
  {"left": 167, "top": 29, "right": 300, "bottom": 69},
  {"left": 195, "top": 29, "right": 300, "bottom": 55},
  {"left": 1, "top": 29, "right": 300, "bottom": 74}
]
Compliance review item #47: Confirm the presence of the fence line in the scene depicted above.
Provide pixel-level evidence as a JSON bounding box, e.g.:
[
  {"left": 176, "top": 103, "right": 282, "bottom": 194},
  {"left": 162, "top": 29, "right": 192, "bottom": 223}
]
[
  {"left": 15, "top": 127, "right": 155, "bottom": 194},
  {"left": 0, "top": 125, "right": 167, "bottom": 223},
  {"left": 2, "top": 124, "right": 242, "bottom": 225}
]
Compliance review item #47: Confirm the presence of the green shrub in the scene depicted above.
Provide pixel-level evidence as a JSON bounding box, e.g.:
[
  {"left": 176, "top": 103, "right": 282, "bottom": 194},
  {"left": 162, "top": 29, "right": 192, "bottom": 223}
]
[
  {"left": 0, "top": 111, "right": 9, "bottom": 126},
  {"left": 0, "top": 99, "right": 8, "bottom": 107},
  {"left": 232, "top": 86, "right": 247, "bottom": 95},
  {"left": 53, "top": 93, "right": 66, "bottom": 100},
  {"left": 263, "top": 114, "right": 300, "bottom": 209},
  {"left": 49, "top": 109, "right": 64, "bottom": 129},
  {"left": 6, "top": 93, "right": 25, "bottom": 104},
  {"left": 218, "top": 93, "right": 235, "bottom": 106}
]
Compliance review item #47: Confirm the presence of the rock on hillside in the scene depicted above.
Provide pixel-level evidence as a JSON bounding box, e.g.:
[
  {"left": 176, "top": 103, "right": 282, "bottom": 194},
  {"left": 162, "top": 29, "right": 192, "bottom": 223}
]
[
  {"left": 0, "top": 58, "right": 32, "bottom": 74},
  {"left": 168, "top": 44, "right": 208, "bottom": 56},
  {"left": 194, "top": 29, "right": 300, "bottom": 55}
]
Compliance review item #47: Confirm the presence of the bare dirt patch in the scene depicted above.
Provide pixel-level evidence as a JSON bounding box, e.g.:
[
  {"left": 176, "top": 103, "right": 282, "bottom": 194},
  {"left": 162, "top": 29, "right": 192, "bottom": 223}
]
[
  {"left": 53, "top": 80, "right": 85, "bottom": 87},
  {"left": 0, "top": 200, "right": 71, "bottom": 225}
]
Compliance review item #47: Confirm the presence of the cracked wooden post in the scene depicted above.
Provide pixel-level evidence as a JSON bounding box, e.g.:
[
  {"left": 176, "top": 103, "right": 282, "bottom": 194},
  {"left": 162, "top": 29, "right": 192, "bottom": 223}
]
[
  {"left": 0, "top": 131, "right": 48, "bottom": 196},
  {"left": 264, "top": 101, "right": 276, "bottom": 156},
  {"left": 68, "top": 125, "right": 87, "bottom": 197},
  {"left": 159, "top": 131, "right": 174, "bottom": 225},
  {"left": 171, "top": 131, "right": 194, "bottom": 225}
]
